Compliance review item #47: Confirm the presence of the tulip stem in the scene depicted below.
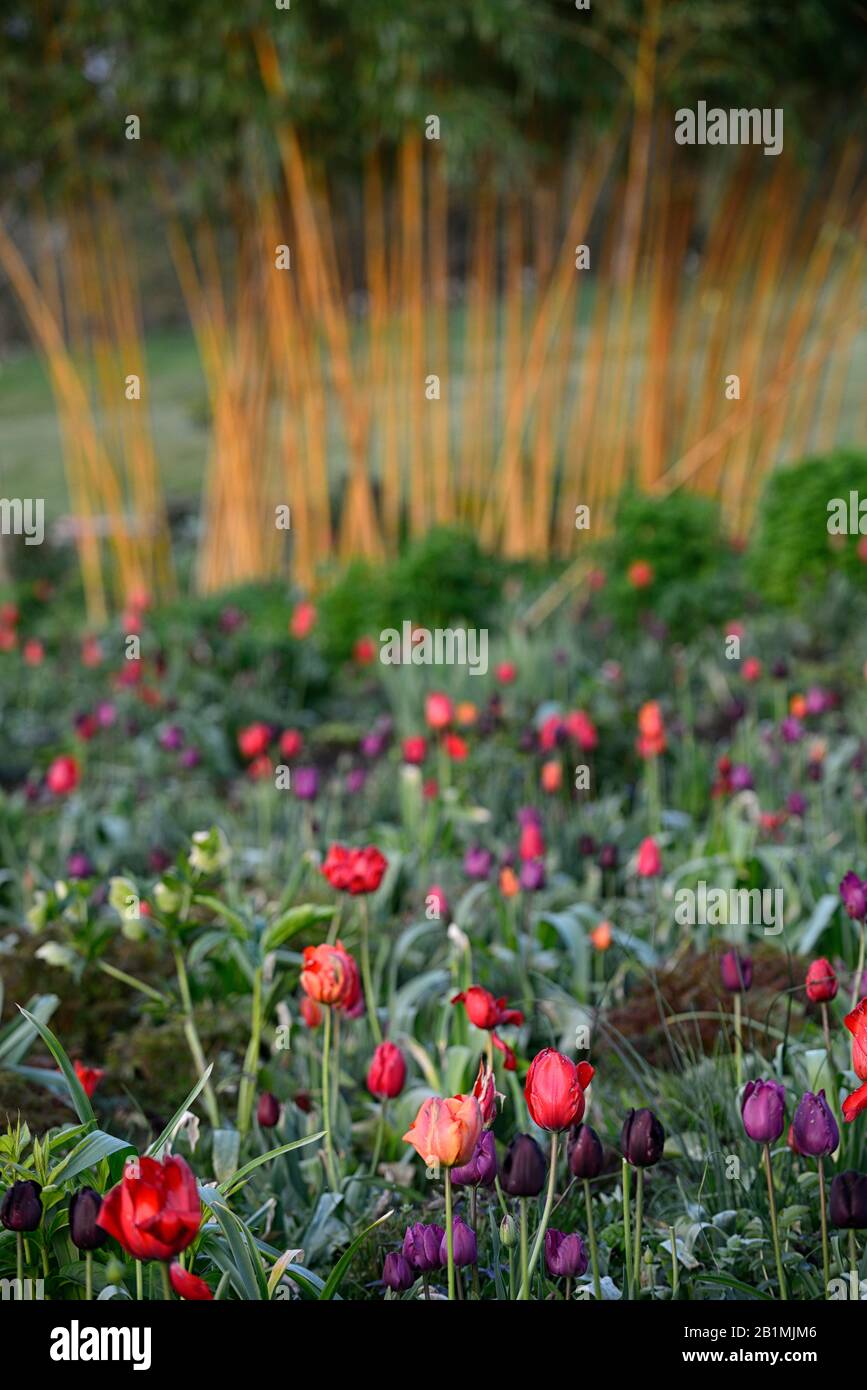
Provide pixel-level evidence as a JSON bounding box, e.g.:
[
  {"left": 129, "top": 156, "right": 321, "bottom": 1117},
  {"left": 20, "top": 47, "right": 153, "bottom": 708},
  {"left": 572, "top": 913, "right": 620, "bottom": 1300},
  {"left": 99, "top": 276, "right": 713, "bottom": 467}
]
[
  {"left": 853, "top": 919, "right": 866, "bottom": 1010},
  {"left": 733, "top": 993, "right": 743, "bottom": 1089},
  {"left": 172, "top": 945, "right": 220, "bottom": 1129},
  {"left": 360, "top": 897, "right": 381, "bottom": 1044},
  {"left": 584, "top": 1179, "right": 602, "bottom": 1300},
  {"left": 763, "top": 1143, "right": 788, "bottom": 1300},
  {"left": 633, "top": 1168, "right": 644, "bottom": 1295},
  {"left": 470, "top": 1188, "right": 480, "bottom": 1300},
  {"left": 821, "top": 1003, "right": 832, "bottom": 1062},
  {"left": 321, "top": 1005, "right": 338, "bottom": 1190},
  {"left": 237, "top": 963, "right": 263, "bottom": 1138},
  {"left": 519, "top": 1131, "right": 559, "bottom": 1299},
  {"left": 622, "top": 1158, "right": 634, "bottom": 1298},
  {"left": 370, "top": 1099, "right": 386, "bottom": 1177},
  {"left": 16, "top": 1232, "right": 23, "bottom": 1289},
  {"left": 669, "top": 1225, "right": 679, "bottom": 1299},
  {"left": 135, "top": 1260, "right": 143, "bottom": 1301},
  {"left": 518, "top": 1199, "right": 529, "bottom": 1301},
  {"left": 817, "top": 1158, "right": 830, "bottom": 1297},
  {"left": 444, "top": 1169, "right": 456, "bottom": 1301},
  {"left": 85, "top": 1251, "right": 93, "bottom": 1301},
  {"left": 849, "top": 1230, "right": 859, "bottom": 1300},
  {"left": 160, "top": 1262, "right": 172, "bottom": 1301}
]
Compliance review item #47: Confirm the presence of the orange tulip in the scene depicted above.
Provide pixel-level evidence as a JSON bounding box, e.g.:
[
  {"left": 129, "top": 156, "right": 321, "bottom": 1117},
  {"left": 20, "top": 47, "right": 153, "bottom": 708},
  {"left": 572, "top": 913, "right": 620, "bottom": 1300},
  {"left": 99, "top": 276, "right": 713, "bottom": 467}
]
[
  {"left": 299, "top": 941, "right": 357, "bottom": 1007},
  {"left": 590, "top": 920, "right": 612, "bottom": 951},
  {"left": 403, "top": 1093, "right": 482, "bottom": 1169}
]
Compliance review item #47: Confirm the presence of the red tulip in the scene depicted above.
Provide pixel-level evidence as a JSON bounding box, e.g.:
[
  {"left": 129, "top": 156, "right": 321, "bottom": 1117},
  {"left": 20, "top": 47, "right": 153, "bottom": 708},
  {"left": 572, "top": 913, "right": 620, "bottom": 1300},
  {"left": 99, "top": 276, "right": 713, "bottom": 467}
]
[
  {"left": 843, "top": 998, "right": 867, "bottom": 1122},
  {"left": 806, "top": 958, "right": 838, "bottom": 1003},
  {"left": 425, "top": 692, "right": 453, "bottom": 730},
  {"left": 169, "top": 1263, "right": 213, "bottom": 1300},
  {"left": 525, "top": 1049, "right": 594, "bottom": 1131},
  {"left": 321, "top": 844, "right": 388, "bottom": 895},
  {"left": 46, "top": 755, "right": 80, "bottom": 796},
  {"left": 74, "top": 1060, "right": 104, "bottom": 1099},
  {"left": 279, "top": 728, "right": 304, "bottom": 759},
  {"left": 300, "top": 996, "right": 322, "bottom": 1028},
  {"left": 367, "top": 1041, "right": 407, "bottom": 1099},
  {"left": 472, "top": 1058, "right": 498, "bottom": 1125},
  {"left": 290, "top": 601, "right": 316, "bottom": 638},
  {"left": 636, "top": 837, "right": 662, "bottom": 878},
  {"left": 237, "top": 723, "right": 270, "bottom": 760},
  {"left": 636, "top": 701, "right": 666, "bottom": 759},
  {"left": 299, "top": 941, "right": 358, "bottom": 1008},
  {"left": 402, "top": 735, "right": 427, "bottom": 764},
  {"left": 97, "top": 1156, "right": 200, "bottom": 1262}
]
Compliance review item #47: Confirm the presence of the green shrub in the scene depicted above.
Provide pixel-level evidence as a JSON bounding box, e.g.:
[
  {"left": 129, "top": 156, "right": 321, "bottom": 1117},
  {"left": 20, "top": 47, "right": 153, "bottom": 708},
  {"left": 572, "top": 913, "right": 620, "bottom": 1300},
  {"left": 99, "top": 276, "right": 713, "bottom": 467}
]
[{"left": 748, "top": 449, "right": 867, "bottom": 606}]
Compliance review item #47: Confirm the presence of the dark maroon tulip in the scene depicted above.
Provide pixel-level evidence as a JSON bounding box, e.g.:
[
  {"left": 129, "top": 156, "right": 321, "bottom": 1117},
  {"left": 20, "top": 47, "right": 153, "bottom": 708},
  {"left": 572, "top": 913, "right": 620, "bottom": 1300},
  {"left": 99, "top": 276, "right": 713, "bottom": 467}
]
[
  {"left": 720, "top": 949, "right": 753, "bottom": 993},
  {"left": 440, "top": 1218, "right": 477, "bottom": 1268},
  {"left": 67, "top": 852, "right": 94, "bottom": 879},
  {"left": 792, "top": 1090, "right": 839, "bottom": 1157},
  {"left": 578, "top": 835, "right": 597, "bottom": 857},
  {"left": 451, "top": 1131, "right": 497, "bottom": 1188},
  {"left": 568, "top": 1123, "right": 605, "bottom": 1180},
  {"left": 382, "top": 1251, "right": 415, "bottom": 1291},
  {"left": 620, "top": 1108, "right": 665, "bottom": 1168},
  {"left": 598, "top": 843, "right": 618, "bottom": 871},
  {"left": 840, "top": 871, "right": 867, "bottom": 921},
  {"left": 0, "top": 1180, "right": 42, "bottom": 1232},
  {"left": 741, "top": 1079, "right": 786, "bottom": 1143},
  {"left": 830, "top": 1171, "right": 867, "bottom": 1229},
  {"left": 500, "top": 1134, "right": 547, "bottom": 1197},
  {"left": 69, "top": 1187, "right": 107, "bottom": 1251},
  {"left": 545, "top": 1228, "right": 588, "bottom": 1278},
  {"left": 257, "top": 1092, "right": 280, "bottom": 1128},
  {"left": 402, "top": 1223, "right": 445, "bottom": 1273}
]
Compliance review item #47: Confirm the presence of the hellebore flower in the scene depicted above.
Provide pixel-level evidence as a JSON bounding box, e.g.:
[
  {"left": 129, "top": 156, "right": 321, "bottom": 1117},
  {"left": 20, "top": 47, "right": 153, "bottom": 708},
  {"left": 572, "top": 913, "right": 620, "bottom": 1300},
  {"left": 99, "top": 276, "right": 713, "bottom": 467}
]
[
  {"left": 636, "top": 837, "right": 662, "bottom": 878},
  {"left": 440, "top": 1219, "right": 477, "bottom": 1267},
  {"left": 840, "top": 872, "right": 867, "bottom": 920},
  {"left": 97, "top": 1156, "right": 200, "bottom": 1261},
  {"left": 545, "top": 1229, "right": 589, "bottom": 1279},
  {"left": 720, "top": 949, "right": 753, "bottom": 993},
  {"left": 741, "top": 1079, "right": 786, "bottom": 1144},
  {"left": 367, "top": 1041, "right": 407, "bottom": 1100},
  {"left": 829, "top": 1171, "right": 867, "bottom": 1228},
  {"left": 620, "top": 1108, "right": 665, "bottom": 1167},
  {"left": 299, "top": 941, "right": 358, "bottom": 1008},
  {"left": 169, "top": 1263, "right": 213, "bottom": 1299},
  {"left": 402, "top": 1223, "right": 445, "bottom": 1273},
  {"left": 402, "top": 1094, "right": 482, "bottom": 1169},
  {"left": 322, "top": 843, "right": 388, "bottom": 895},
  {"left": 382, "top": 1251, "right": 416, "bottom": 1292},
  {"left": 525, "top": 1049, "right": 594, "bottom": 1132},
  {"left": 256, "top": 1092, "right": 280, "bottom": 1129},
  {"left": 842, "top": 998, "right": 867, "bottom": 1122},
  {"left": 500, "top": 1134, "right": 547, "bottom": 1197},
  {"left": 806, "top": 957, "right": 838, "bottom": 1003},
  {"left": 1, "top": 1180, "right": 43, "bottom": 1232},
  {"left": 451, "top": 1130, "right": 497, "bottom": 1188},
  {"left": 568, "top": 1123, "right": 605, "bottom": 1180},
  {"left": 69, "top": 1187, "right": 108, "bottom": 1251},
  {"left": 792, "top": 1090, "right": 839, "bottom": 1157}
]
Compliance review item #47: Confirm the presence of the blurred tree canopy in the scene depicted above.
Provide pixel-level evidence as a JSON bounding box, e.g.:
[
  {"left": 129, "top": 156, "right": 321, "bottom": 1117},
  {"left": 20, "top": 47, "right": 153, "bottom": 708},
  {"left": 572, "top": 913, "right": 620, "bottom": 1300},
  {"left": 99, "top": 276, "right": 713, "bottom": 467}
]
[{"left": 0, "top": 0, "right": 864, "bottom": 202}]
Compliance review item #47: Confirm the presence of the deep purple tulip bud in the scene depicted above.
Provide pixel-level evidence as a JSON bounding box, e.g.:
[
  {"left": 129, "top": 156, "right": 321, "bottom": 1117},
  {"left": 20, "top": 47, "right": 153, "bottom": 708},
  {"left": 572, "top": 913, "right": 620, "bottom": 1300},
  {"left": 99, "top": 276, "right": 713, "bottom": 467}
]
[
  {"left": 545, "top": 1228, "right": 589, "bottom": 1279},
  {"left": 791, "top": 1090, "right": 839, "bottom": 1157},
  {"left": 840, "top": 872, "right": 867, "bottom": 921},
  {"left": 463, "top": 846, "right": 493, "bottom": 881},
  {"left": 829, "top": 1171, "right": 867, "bottom": 1229},
  {"left": 598, "top": 843, "right": 618, "bottom": 871},
  {"left": 730, "top": 764, "right": 753, "bottom": 791},
  {"left": 500, "top": 1134, "right": 546, "bottom": 1197},
  {"left": 519, "top": 859, "right": 546, "bottom": 892},
  {"left": 786, "top": 791, "right": 807, "bottom": 817},
  {"left": 293, "top": 767, "right": 319, "bottom": 801},
  {"left": 568, "top": 1123, "right": 604, "bottom": 1180},
  {"left": 256, "top": 1092, "right": 280, "bottom": 1129},
  {"left": 741, "top": 1078, "right": 786, "bottom": 1144},
  {"left": 402, "top": 1222, "right": 444, "bottom": 1273},
  {"left": 720, "top": 949, "right": 753, "bottom": 993},
  {"left": 0, "top": 1180, "right": 42, "bottom": 1232},
  {"left": 781, "top": 716, "right": 803, "bottom": 744},
  {"left": 451, "top": 1130, "right": 497, "bottom": 1188},
  {"left": 382, "top": 1251, "right": 415, "bottom": 1291},
  {"left": 69, "top": 1187, "right": 107, "bottom": 1251},
  {"left": 159, "top": 724, "right": 185, "bottom": 751},
  {"left": 517, "top": 806, "right": 542, "bottom": 828},
  {"left": 578, "top": 835, "right": 597, "bottom": 857},
  {"left": 180, "top": 746, "right": 201, "bottom": 768},
  {"left": 67, "top": 852, "right": 94, "bottom": 880},
  {"left": 440, "top": 1218, "right": 477, "bottom": 1268},
  {"left": 620, "top": 1108, "right": 665, "bottom": 1167}
]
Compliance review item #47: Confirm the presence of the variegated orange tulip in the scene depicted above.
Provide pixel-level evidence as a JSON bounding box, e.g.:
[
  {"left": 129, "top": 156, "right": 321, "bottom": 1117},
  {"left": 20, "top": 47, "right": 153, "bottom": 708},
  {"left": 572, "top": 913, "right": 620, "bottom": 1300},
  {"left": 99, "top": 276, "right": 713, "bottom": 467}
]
[{"left": 403, "top": 1094, "right": 482, "bottom": 1168}]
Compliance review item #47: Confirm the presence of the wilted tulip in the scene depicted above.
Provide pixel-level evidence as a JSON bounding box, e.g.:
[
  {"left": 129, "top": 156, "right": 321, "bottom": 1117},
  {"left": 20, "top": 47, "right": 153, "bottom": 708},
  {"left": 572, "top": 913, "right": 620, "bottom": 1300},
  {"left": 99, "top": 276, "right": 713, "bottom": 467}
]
[
  {"left": 525, "top": 1049, "right": 594, "bottom": 1132},
  {"left": 830, "top": 1171, "right": 867, "bottom": 1229},
  {"left": 741, "top": 1079, "right": 786, "bottom": 1144},
  {"left": 720, "top": 949, "right": 753, "bottom": 993},
  {"left": 500, "top": 1134, "right": 547, "bottom": 1197},
  {"left": 568, "top": 1124, "right": 605, "bottom": 1180},
  {"left": 545, "top": 1229, "right": 589, "bottom": 1279},
  {"left": 451, "top": 1131, "right": 497, "bottom": 1188},
  {"left": 620, "top": 1108, "right": 665, "bottom": 1167},
  {"left": 791, "top": 1090, "right": 839, "bottom": 1157},
  {"left": 382, "top": 1251, "right": 416, "bottom": 1292},
  {"left": 0, "top": 1180, "right": 42, "bottom": 1232},
  {"left": 69, "top": 1187, "right": 107, "bottom": 1251}
]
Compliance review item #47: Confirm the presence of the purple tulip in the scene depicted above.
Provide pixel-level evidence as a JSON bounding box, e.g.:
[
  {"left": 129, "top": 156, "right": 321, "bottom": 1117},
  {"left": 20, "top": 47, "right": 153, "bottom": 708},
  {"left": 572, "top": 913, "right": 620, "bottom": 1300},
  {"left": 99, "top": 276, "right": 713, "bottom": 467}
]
[
  {"left": 519, "top": 859, "right": 546, "bottom": 893},
  {"left": 180, "top": 747, "right": 201, "bottom": 768},
  {"left": 345, "top": 768, "right": 367, "bottom": 795},
  {"left": 545, "top": 1228, "right": 589, "bottom": 1279},
  {"left": 66, "top": 852, "right": 94, "bottom": 880},
  {"left": 463, "top": 846, "right": 493, "bottom": 881},
  {"left": 786, "top": 791, "right": 806, "bottom": 817},
  {"left": 805, "top": 687, "right": 829, "bottom": 716},
  {"left": 742, "top": 1078, "right": 786, "bottom": 1144},
  {"left": 439, "top": 1218, "right": 477, "bottom": 1268},
  {"left": 840, "top": 871, "right": 867, "bottom": 921},
  {"left": 159, "top": 724, "right": 185, "bottom": 751},
  {"left": 382, "top": 1251, "right": 415, "bottom": 1292},
  {"left": 451, "top": 1131, "right": 497, "bottom": 1188},
  {"left": 402, "top": 1223, "right": 444, "bottom": 1273},
  {"left": 792, "top": 1090, "right": 839, "bottom": 1157},
  {"left": 517, "top": 806, "right": 542, "bottom": 828},
  {"left": 730, "top": 763, "right": 754, "bottom": 792},
  {"left": 598, "top": 843, "right": 619, "bottom": 871},
  {"left": 293, "top": 767, "right": 319, "bottom": 801},
  {"left": 780, "top": 716, "right": 804, "bottom": 744},
  {"left": 96, "top": 701, "right": 117, "bottom": 728},
  {"left": 720, "top": 949, "right": 753, "bottom": 993},
  {"left": 361, "top": 731, "right": 386, "bottom": 760}
]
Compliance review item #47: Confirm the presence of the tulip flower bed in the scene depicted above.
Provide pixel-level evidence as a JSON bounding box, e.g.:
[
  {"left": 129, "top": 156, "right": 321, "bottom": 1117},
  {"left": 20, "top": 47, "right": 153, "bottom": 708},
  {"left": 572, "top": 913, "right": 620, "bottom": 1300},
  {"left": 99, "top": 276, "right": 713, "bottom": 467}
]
[{"left": 3, "top": 567, "right": 867, "bottom": 1306}]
